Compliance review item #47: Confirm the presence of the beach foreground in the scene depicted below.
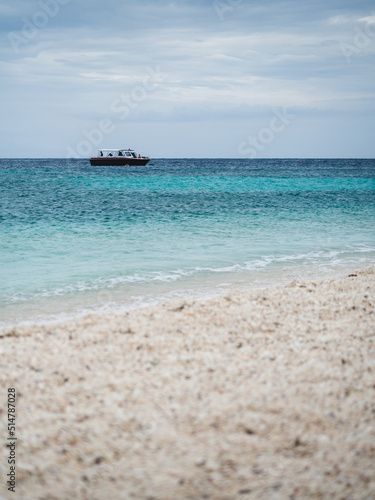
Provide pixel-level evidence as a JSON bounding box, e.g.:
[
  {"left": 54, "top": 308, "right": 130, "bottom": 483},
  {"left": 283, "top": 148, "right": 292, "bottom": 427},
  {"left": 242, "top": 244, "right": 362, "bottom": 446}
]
[{"left": 1, "top": 268, "right": 375, "bottom": 500}]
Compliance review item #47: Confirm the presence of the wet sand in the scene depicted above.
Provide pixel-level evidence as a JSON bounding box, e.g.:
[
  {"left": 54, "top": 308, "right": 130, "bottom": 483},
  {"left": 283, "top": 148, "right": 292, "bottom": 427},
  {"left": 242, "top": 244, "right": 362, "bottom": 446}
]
[{"left": 0, "top": 268, "right": 374, "bottom": 499}]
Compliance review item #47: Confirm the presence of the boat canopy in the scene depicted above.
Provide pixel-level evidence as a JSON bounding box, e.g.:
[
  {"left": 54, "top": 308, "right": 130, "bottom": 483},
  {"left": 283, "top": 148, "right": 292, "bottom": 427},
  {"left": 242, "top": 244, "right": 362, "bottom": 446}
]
[{"left": 97, "top": 149, "right": 137, "bottom": 158}]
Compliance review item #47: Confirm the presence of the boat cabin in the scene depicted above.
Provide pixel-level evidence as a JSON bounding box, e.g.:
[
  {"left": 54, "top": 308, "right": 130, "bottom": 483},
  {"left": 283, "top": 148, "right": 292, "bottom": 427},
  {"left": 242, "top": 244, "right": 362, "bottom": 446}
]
[{"left": 98, "top": 149, "right": 138, "bottom": 158}]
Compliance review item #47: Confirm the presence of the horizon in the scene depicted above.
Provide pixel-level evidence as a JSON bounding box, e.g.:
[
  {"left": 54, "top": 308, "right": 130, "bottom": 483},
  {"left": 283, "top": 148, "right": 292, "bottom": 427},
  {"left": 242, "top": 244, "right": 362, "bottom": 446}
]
[{"left": 1, "top": 156, "right": 375, "bottom": 160}]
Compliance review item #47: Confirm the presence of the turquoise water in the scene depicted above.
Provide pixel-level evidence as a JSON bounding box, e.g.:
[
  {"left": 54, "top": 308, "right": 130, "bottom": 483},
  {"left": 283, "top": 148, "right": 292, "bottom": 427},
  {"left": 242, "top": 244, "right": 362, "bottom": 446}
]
[{"left": 1, "top": 158, "right": 374, "bottom": 326}]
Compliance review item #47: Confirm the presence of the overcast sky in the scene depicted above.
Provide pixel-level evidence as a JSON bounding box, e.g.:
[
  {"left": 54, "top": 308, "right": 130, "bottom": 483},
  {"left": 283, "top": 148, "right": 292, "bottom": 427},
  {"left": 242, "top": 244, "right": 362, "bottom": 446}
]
[{"left": 1, "top": 0, "right": 374, "bottom": 158}]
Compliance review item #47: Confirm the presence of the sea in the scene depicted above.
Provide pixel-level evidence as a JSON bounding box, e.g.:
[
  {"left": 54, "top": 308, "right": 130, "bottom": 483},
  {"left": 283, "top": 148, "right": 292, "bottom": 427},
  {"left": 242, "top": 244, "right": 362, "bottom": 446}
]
[{"left": 1, "top": 158, "right": 374, "bottom": 328}]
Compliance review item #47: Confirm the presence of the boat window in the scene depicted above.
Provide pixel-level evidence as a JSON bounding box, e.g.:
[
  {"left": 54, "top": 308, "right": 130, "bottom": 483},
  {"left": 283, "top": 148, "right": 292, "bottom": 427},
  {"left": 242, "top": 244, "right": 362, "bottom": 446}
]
[
  {"left": 118, "top": 151, "right": 123, "bottom": 156},
  {"left": 131, "top": 152, "right": 137, "bottom": 158},
  {"left": 125, "top": 152, "right": 132, "bottom": 157}
]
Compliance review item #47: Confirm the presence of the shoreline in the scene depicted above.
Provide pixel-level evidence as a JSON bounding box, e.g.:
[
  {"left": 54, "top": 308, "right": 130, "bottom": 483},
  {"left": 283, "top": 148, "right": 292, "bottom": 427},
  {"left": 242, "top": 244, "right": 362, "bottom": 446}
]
[
  {"left": 2, "top": 258, "right": 374, "bottom": 331},
  {"left": 1, "top": 267, "right": 374, "bottom": 498}
]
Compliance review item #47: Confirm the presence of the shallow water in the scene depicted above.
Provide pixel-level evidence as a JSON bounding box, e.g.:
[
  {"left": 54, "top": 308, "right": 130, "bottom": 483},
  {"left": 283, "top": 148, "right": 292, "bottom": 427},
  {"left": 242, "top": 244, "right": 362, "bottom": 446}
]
[{"left": 1, "top": 158, "right": 374, "bottom": 326}]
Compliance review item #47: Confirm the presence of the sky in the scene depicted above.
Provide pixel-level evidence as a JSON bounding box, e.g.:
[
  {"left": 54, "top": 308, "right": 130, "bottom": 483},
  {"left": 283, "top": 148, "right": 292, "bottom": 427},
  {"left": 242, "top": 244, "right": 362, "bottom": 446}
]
[{"left": 0, "top": 0, "right": 374, "bottom": 158}]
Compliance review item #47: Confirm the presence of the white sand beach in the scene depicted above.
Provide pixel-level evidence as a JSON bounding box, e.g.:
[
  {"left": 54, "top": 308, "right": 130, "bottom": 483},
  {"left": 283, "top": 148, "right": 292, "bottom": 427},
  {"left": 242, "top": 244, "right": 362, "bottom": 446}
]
[{"left": 1, "top": 268, "right": 374, "bottom": 499}]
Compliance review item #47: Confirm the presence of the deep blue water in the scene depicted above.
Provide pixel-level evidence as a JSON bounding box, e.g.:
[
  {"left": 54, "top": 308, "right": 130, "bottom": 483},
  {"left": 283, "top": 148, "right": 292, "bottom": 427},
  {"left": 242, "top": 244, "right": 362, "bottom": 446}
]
[{"left": 1, "top": 158, "right": 374, "bottom": 326}]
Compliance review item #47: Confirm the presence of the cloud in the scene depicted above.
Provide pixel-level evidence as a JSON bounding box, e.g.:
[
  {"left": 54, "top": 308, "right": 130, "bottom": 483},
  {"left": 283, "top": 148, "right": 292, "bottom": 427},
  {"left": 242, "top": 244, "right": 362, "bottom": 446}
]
[{"left": 0, "top": 0, "right": 374, "bottom": 157}]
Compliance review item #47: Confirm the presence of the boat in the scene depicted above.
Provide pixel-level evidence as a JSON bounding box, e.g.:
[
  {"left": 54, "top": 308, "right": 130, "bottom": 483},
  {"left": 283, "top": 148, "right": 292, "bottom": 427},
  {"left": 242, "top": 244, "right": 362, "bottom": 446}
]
[{"left": 90, "top": 149, "right": 150, "bottom": 166}]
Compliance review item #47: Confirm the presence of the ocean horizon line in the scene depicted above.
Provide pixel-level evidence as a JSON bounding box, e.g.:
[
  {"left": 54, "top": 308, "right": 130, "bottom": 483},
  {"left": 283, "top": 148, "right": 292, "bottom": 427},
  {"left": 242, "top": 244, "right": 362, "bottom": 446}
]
[{"left": 2, "top": 156, "right": 375, "bottom": 160}]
